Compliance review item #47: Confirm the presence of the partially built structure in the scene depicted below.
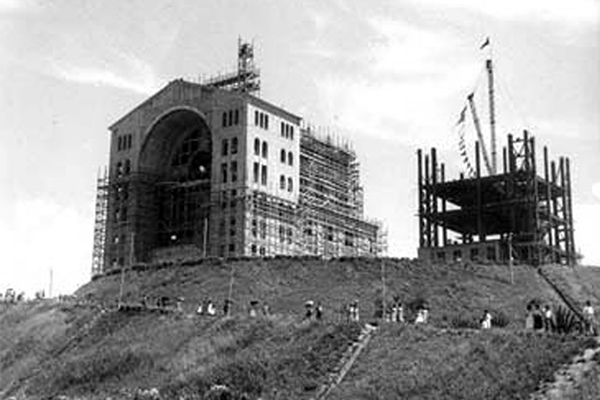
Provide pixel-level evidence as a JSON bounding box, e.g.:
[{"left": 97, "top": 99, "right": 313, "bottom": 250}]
[
  {"left": 417, "top": 55, "right": 576, "bottom": 266},
  {"left": 91, "top": 41, "right": 385, "bottom": 277}
]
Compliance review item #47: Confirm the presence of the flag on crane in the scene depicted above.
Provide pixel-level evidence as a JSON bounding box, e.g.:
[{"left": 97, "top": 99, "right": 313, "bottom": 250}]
[
  {"left": 456, "top": 105, "right": 467, "bottom": 126},
  {"left": 480, "top": 37, "right": 490, "bottom": 50}
]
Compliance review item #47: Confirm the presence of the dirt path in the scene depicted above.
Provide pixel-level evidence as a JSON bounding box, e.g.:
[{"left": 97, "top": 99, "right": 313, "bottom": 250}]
[{"left": 530, "top": 336, "right": 600, "bottom": 400}]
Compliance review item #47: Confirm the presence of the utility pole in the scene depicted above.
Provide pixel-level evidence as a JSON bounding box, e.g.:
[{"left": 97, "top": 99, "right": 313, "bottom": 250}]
[
  {"left": 508, "top": 234, "right": 514, "bottom": 285},
  {"left": 381, "top": 258, "right": 386, "bottom": 322},
  {"left": 203, "top": 216, "right": 208, "bottom": 258},
  {"left": 49, "top": 267, "right": 53, "bottom": 298}
]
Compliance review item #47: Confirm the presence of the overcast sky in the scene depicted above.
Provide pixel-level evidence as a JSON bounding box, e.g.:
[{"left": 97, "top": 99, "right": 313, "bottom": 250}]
[{"left": 1, "top": 0, "right": 599, "bottom": 296}]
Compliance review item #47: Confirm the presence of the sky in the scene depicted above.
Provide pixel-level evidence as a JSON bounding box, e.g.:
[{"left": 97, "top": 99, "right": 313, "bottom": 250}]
[{"left": 0, "top": 0, "right": 599, "bottom": 296}]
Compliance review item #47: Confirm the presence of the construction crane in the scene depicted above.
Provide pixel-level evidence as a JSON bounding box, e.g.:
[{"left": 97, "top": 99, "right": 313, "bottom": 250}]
[
  {"left": 458, "top": 39, "right": 498, "bottom": 177},
  {"left": 467, "top": 92, "right": 493, "bottom": 175}
]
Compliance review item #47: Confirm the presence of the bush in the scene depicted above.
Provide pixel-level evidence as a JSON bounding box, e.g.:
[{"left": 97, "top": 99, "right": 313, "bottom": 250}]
[
  {"left": 554, "top": 306, "right": 582, "bottom": 334},
  {"left": 451, "top": 315, "right": 480, "bottom": 329},
  {"left": 492, "top": 311, "right": 510, "bottom": 328}
]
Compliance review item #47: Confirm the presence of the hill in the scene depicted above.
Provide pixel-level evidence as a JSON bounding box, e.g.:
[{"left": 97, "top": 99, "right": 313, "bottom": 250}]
[{"left": 1, "top": 257, "right": 599, "bottom": 399}]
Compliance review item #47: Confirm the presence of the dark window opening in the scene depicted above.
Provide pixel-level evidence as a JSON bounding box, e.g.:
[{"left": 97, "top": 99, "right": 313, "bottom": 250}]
[{"left": 222, "top": 139, "right": 228, "bottom": 156}]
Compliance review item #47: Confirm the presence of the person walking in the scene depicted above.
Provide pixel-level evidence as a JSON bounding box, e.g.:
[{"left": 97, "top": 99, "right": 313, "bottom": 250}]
[
  {"left": 481, "top": 310, "right": 492, "bottom": 330},
  {"left": 583, "top": 300, "right": 595, "bottom": 334},
  {"left": 525, "top": 304, "right": 534, "bottom": 330},
  {"left": 543, "top": 305, "right": 554, "bottom": 332}
]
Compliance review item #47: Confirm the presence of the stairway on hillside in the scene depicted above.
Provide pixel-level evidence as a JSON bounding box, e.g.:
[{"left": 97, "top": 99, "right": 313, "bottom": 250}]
[{"left": 311, "top": 322, "right": 378, "bottom": 400}]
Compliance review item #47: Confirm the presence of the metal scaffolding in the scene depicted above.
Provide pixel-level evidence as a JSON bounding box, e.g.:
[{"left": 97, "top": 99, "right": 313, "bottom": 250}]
[
  {"left": 418, "top": 130, "right": 576, "bottom": 266},
  {"left": 91, "top": 169, "right": 109, "bottom": 278}
]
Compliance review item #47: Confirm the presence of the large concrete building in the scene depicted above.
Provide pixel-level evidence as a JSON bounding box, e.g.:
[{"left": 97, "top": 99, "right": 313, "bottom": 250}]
[{"left": 91, "top": 43, "right": 384, "bottom": 276}]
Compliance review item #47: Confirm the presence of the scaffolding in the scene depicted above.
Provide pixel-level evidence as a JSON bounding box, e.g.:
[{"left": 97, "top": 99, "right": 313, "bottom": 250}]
[
  {"left": 203, "top": 39, "right": 260, "bottom": 94},
  {"left": 418, "top": 130, "right": 576, "bottom": 266},
  {"left": 91, "top": 169, "right": 109, "bottom": 278},
  {"left": 298, "top": 128, "right": 384, "bottom": 257}
]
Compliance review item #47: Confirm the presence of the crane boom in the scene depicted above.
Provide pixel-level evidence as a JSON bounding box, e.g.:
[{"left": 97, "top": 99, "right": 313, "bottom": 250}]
[{"left": 467, "top": 93, "right": 493, "bottom": 175}]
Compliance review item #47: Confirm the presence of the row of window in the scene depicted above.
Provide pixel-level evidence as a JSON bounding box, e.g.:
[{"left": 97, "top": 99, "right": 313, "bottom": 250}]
[
  {"left": 117, "top": 134, "right": 133, "bottom": 151},
  {"left": 280, "top": 122, "right": 295, "bottom": 140},
  {"left": 222, "top": 137, "right": 239, "bottom": 156},
  {"left": 253, "top": 138, "right": 268, "bottom": 158},
  {"left": 280, "top": 149, "right": 294, "bottom": 166},
  {"left": 221, "top": 161, "right": 238, "bottom": 183},
  {"left": 279, "top": 175, "right": 294, "bottom": 192},
  {"left": 254, "top": 110, "right": 269, "bottom": 129},
  {"left": 252, "top": 162, "right": 268, "bottom": 186},
  {"left": 222, "top": 109, "right": 241, "bottom": 128},
  {"left": 250, "top": 245, "right": 267, "bottom": 256}
]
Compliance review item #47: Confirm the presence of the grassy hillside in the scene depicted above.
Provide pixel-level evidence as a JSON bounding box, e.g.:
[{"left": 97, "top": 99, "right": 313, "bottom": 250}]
[
  {"left": 1, "top": 258, "right": 597, "bottom": 399},
  {"left": 330, "top": 324, "right": 592, "bottom": 400},
  {"left": 76, "top": 258, "right": 565, "bottom": 328}
]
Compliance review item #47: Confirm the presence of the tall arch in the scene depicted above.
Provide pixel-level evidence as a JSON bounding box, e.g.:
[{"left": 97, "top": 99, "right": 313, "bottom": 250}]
[{"left": 135, "top": 108, "right": 213, "bottom": 260}]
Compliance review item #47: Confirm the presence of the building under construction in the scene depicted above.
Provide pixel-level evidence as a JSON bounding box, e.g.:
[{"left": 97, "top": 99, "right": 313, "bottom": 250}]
[
  {"left": 92, "top": 41, "right": 385, "bottom": 277},
  {"left": 417, "top": 55, "right": 576, "bottom": 266}
]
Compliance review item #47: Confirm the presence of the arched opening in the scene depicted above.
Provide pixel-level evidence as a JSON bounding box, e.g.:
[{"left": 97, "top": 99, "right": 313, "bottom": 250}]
[{"left": 136, "top": 108, "right": 212, "bottom": 259}]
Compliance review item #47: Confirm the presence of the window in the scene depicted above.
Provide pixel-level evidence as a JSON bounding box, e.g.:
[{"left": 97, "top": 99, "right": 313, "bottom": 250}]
[
  {"left": 265, "top": 114, "right": 269, "bottom": 130},
  {"left": 280, "top": 149, "right": 286, "bottom": 163},
  {"left": 124, "top": 159, "right": 131, "bottom": 175},
  {"left": 222, "top": 139, "right": 229, "bottom": 156},
  {"left": 326, "top": 226, "right": 334, "bottom": 241},
  {"left": 280, "top": 175, "right": 285, "bottom": 190},
  {"left": 290, "top": 127, "right": 294, "bottom": 140},
  {"left": 287, "top": 177, "right": 293, "bottom": 192},
  {"left": 234, "top": 109, "right": 240, "bottom": 125},
  {"left": 230, "top": 189, "right": 237, "bottom": 207},
  {"left": 288, "top": 152, "right": 293, "bottom": 166},
  {"left": 261, "top": 142, "right": 268, "bottom": 159},
  {"left": 453, "top": 250, "right": 462, "bottom": 261},
  {"left": 259, "top": 246, "right": 266, "bottom": 256},
  {"left": 287, "top": 227, "right": 293, "bottom": 244},
  {"left": 280, "top": 122, "right": 285, "bottom": 137},
  {"left": 228, "top": 110, "right": 233, "bottom": 127},
  {"left": 261, "top": 165, "right": 267, "bottom": 185},
  {"left": 251, "top": 244, "right": 257, "bottom": 255},
  {"left": 470, "top": 248, "right": 479, "bottom": 260},
  {"left": 231, "top": 161, "right": 238, "bottom": 182},
  {"left": 255, "top": 110, "right": 260, "bottom": 126},
  {"left": 231, "top": 137, "right": 238, "bottom": 155},
  {"left": 279, "top": 225, "right": 285, "bottom": 243},
  {"left": 116, "top": 162, "right": 123, "bottom": 178},
  {"left": 251, "top": 219, "right": 257, "bottom": 238},
  {"left": 222, "top": 112, "right": 227, "bottom": 127},
  {"left": 486, "top": 246, "right": 496, "bottom": 261},
  {"left": 117, "top": 136, "right": 122, "bottom": 151},
  {"left": 221, "top": 163, "right": 228, "bottom": 183},
  {"left": 254, "top": 138, "right": 260, "bottom": 156},
  {"left": 230, "top": 217, "right": 236, "bottom": 237},
  {"left": 229, "top": 243, "right": 235, "bottom": 252},
  {"left": 260, "top": 220, "right": 266, "bottom": 239},
  {"left": 253, "top": 162, "right": 259, "bottom": 183},
  {"left": 344, "top": 232, "right": 354, "bottom": 247}
]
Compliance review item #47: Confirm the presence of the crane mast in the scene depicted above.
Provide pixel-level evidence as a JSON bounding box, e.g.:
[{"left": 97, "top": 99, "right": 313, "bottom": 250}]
[
  {"left": 486, "top": 59, "right": 497, "bottom": 174},
  {"left": 467, "top": 93, "right": 493, "bottom": 175}
]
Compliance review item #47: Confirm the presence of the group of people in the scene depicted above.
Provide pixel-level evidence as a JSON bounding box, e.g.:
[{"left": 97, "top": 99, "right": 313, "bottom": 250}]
[
  {"left": 196, "top": 298, "right": 218, "bottom": 316},
  {"left": 304, "top": 300, "right": 324, "bottom": 320},
  {"left": 525, "top": 303, "right": 555, "bottom": 331}
]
